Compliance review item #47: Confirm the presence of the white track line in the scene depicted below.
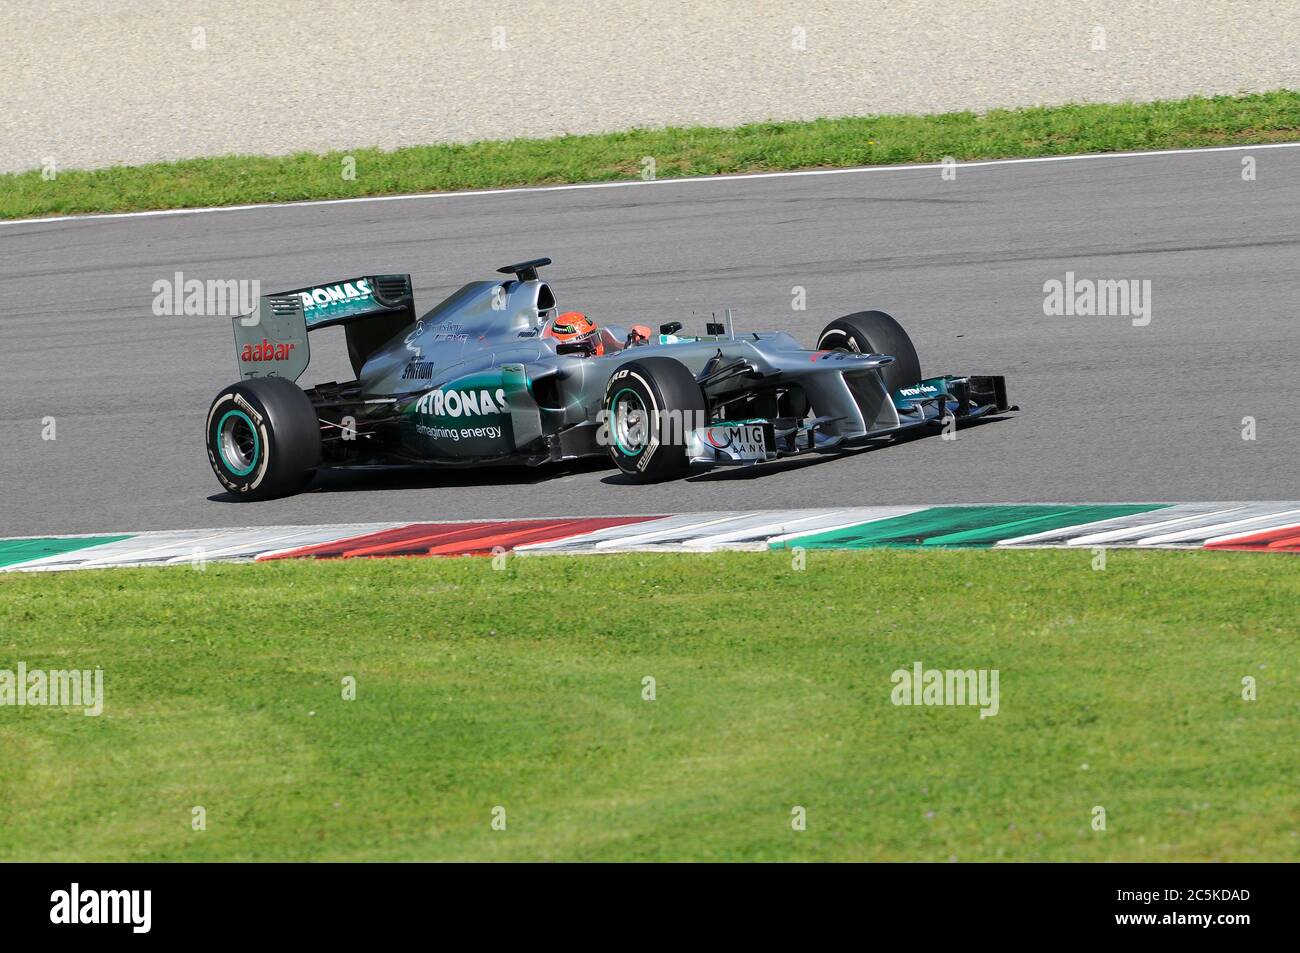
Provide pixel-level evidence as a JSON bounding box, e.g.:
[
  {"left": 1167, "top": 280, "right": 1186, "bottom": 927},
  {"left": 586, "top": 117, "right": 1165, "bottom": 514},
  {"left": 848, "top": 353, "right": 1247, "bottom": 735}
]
[
  {"left": 161, "top": 528, "right": 336, "bottom": 563},
  {"left": 6, "top": 142, "right": 1300, "bottom": 228},
  {"left": 514, "top": 514, "right": 701, "bottom": 552},
  {"left": 1058, "top": 506, "right": 1252, "bottom": 546},
  {"left": 1138, "top": 508, "right": 1300, "bottom": 546},
  {"left": 7, "top": 530, "right": 206, "bottom": 570},
  {"left": 1204, "top": 522, "right": 1300, "bottom": 547},
  {"left": 75, "top": 531, "right": 238, "bottom": 567},
  {"left": 681, "top": 511, "right": 842, "bottom": 548},
  {"left": 992, "top": 507, "right": 1183, "bottom": 546},
  {"left": 592, "top": 514, "right": 746, "bottom": 549}
]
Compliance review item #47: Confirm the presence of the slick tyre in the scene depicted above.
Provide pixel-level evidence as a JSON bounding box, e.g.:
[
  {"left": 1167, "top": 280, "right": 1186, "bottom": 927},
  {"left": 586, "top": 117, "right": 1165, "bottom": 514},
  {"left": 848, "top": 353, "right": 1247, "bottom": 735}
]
[
  {"left": 817, "top": 310, "right": 921, "bottom": 394},
  {"left": 604, "top": 357, "right": 707, "bottom": 482},
  {"left": 206, "top": 377, "right": 321, "bottom": 500}
]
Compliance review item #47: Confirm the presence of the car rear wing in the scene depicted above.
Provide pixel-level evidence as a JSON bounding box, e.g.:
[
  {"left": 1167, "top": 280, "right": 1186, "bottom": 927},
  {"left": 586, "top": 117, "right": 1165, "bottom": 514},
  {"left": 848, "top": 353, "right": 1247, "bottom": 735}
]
[{"left": 232, "top": 275, "right": 415, "bottom": 381}]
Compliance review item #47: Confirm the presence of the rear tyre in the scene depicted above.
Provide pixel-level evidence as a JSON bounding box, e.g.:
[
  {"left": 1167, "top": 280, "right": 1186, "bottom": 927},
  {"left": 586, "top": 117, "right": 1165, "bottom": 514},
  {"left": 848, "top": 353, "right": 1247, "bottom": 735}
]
[
  {"left": 206, "top": 377, "right": 321, "bottom": 500},
  {"left": 817, "top": 310, "right": 921, "bottom": 394},
  {"left": 603, "top": 357, "right": 707, "bottom": 482}
]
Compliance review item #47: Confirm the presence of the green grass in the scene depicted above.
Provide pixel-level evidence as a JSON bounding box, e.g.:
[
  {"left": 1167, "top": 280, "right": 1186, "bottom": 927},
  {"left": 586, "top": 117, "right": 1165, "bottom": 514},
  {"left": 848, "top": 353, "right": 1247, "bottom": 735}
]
[
  {"left": 1, "top": 549, "right": 1296, "bottom": 862},
  {"left": 5, "top": 90, "right": 1300, "bottom": 220}
]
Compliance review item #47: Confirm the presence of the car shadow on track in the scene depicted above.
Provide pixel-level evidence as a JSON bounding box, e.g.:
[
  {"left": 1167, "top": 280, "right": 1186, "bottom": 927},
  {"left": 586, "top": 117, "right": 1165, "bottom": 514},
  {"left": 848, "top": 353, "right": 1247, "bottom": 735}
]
[{"left": 205, "top": 456, "right": 614, "bottom": 502}]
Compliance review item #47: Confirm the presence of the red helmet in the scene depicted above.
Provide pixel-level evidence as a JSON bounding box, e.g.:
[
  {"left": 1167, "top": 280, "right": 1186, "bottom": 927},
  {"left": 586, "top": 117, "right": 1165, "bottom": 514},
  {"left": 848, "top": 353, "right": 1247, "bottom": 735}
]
[{"left": 543, "top": 311, "right": 604, "bottom": 356}]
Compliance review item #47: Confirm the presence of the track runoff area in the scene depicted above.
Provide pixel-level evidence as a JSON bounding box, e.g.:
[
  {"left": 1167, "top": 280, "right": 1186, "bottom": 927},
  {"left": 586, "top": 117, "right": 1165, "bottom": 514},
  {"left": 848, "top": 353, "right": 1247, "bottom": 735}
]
[{"left": 1, "top": 501, "right": 1298, "bottom": 571}]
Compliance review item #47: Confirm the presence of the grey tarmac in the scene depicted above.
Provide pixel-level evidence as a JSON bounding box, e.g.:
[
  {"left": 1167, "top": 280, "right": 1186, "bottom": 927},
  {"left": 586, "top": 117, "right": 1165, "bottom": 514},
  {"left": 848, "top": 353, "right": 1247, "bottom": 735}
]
[{"left": 1, "top": 147, "right": 1297, "bottom": 535}]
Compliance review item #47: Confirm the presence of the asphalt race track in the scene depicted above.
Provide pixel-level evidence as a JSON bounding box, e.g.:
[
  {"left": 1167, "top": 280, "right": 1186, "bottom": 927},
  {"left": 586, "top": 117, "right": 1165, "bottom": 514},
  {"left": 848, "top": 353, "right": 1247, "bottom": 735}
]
[{"left": 2, "top": 148, "right": 1297, "bottom": 536}]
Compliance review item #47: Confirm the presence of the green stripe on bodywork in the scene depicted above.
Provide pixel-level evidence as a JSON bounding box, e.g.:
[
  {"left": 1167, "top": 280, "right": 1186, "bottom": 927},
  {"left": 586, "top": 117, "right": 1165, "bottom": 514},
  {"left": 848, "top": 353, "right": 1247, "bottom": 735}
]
[
  {"left": 773, "top": 505, "right": 1170, "bottom": 550},
  {"left": 0, "top": 535, "right": 134, "bottom": 568}
]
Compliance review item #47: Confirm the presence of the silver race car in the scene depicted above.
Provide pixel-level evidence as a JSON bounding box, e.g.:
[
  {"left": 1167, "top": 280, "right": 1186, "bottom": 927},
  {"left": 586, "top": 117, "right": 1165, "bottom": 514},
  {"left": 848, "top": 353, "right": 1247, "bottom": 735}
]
[{"left": 206, "top": 258, "right": 1016, "bottom": 499}]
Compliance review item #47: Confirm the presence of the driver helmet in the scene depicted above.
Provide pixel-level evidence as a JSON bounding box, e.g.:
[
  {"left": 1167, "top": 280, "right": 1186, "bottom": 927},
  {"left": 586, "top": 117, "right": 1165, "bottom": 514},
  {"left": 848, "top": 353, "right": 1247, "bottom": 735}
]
[{"left": 543, "top": 311, "right": 604, "bottom": 356}]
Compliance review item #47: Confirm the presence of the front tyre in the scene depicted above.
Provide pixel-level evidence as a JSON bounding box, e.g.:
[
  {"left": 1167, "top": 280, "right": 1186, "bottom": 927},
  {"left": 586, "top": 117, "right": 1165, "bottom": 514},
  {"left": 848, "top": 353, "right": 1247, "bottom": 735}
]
[
  {"left": 603, "top": 357, "right": 707, "bottom": 482},
  {"left": 206, "top": 377, "right": 321, "bottom": 500},
  {"left": 817, "top": 310, "right": 921, "bottom": 394}
]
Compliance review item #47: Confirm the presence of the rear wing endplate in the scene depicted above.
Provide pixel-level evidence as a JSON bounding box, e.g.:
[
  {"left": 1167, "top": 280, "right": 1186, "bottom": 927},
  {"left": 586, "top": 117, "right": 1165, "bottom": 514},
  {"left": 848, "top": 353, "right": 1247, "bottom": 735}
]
[{"left": 232, "top": 275, "right": 414, "bottom": 381}]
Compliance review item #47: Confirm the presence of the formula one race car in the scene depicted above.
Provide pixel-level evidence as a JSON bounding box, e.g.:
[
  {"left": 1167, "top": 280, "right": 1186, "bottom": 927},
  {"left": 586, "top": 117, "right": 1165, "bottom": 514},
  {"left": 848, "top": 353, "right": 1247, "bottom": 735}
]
[{"left": 206, "top": 258, "right": 1015, "bottom": 499}]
